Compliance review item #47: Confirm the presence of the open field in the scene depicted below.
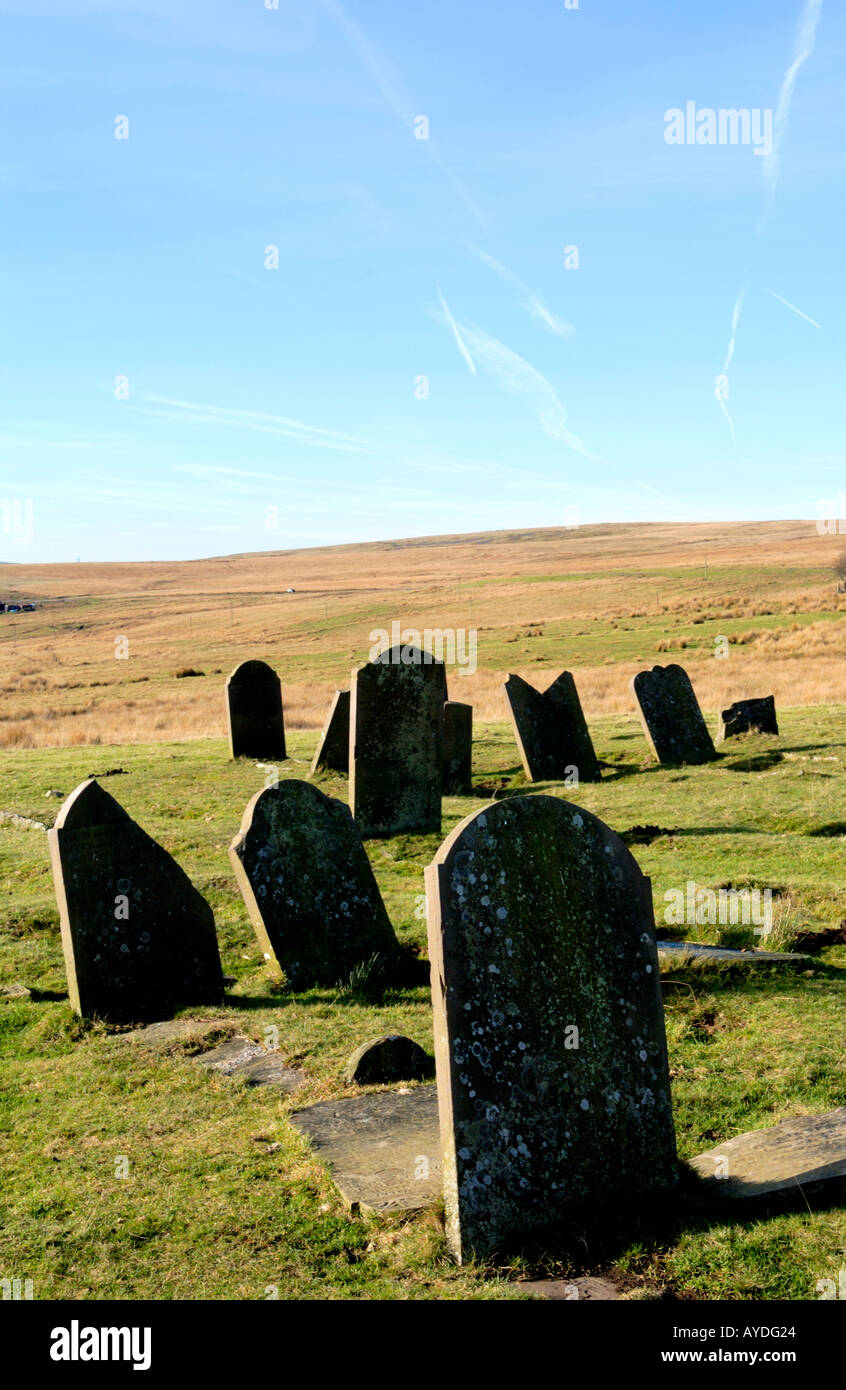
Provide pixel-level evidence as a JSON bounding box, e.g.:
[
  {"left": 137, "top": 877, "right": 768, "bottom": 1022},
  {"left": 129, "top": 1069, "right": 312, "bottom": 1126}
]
[
  {"left": 1, "top": 711, "right": 844, "bottom": 1300},
  {"left": 2, "top": 520, "right": 845, "bottom": 748}
]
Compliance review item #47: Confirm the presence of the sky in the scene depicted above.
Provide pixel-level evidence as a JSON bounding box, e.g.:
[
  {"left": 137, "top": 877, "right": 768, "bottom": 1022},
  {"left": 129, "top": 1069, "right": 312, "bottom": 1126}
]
[{"left": 1, "top": 0, "right": 844, "bottom": 563}]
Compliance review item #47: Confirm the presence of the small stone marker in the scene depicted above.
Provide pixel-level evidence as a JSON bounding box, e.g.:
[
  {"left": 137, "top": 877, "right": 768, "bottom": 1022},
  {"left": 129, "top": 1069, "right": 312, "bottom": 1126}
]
[
  {"left": 310, "top": 690, "right": 350, "bottom": 775},
  {"left": 229, "top": 779, "right": 400, "bottom": 989},
  {"left": 503, "top": 671, "right": 600, "bottom": 783},
  {"left": 290, "top": 1086, "right": 441, "bottom": 1213},
  {"left": 426, "top": 795, "right": 677, "bottom": 1262},
  {"left": 0, "top": 983, "right": 31, "bottom": 1000},
  {"left": 717, "top": 695, "right": 779, "bottom": 743},
  {"left": 343, "top": 1034, "right": 435, "bottom": 1085},
  {"left": 48, "top": 780, "right": 224, "bottom": 1023},
  {"left": 350, "top": 646, "right": 446, "bottom": 837},
  {"left": 442, "top": 701, "right": 472, "bottom": 794},
  {"left": 689, "top": 1108, "right": 846, "bottom": 1197},
  {"left": 225, "top": 659, "right": 286, "bottom": 760},
  {"left": 631, "top": 663, "right": 716, "bottom": 765}
]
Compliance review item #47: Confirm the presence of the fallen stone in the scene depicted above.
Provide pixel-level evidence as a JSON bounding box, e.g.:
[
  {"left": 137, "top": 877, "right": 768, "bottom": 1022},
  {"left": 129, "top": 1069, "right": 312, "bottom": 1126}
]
[
  {"left": 343, "top": 1034, "right": 435, "bottom": 1085},
  {"left": 194, "top": 1036, "right": 266, "bottom": 1073},
  {"left": 689, "top": 1108, "right": 846, "bottom": 1197},
  {"left": 122, "top": 1017, "right": 236, "bottom": 1046},
  {"left": 518, "top": 1277, "right": 621, "bottom": 1301},
  {"left": 193, "top": 1036, "right": 305, "bottom": 1092},
  {"left": 657, "top": 941, "right": 811, "bottom": 964},
  {"left": 289, "top": 1086, "right": 441, "bottom": 1213},
  {"left": 0, "top": 811, "right": 48, "bottom": 830},
  {"left": 0, "top": 983, "right": 31, "bottom": 1000}
]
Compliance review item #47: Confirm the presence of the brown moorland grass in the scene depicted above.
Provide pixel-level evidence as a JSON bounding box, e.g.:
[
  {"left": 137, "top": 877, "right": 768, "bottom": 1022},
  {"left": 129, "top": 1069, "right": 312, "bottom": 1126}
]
[{"left": 1, "top": 520, "right": 844, "bottom": 748}]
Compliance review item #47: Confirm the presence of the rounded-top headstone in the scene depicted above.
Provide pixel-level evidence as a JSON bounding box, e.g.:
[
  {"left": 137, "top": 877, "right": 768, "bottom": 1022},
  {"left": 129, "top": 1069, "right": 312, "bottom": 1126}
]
[
  {"left": 343, "top": 1034, "right": 435, "bottom": 1085},
  {"left": 226, "top": 659, "right": 286, "bottom": 760}
]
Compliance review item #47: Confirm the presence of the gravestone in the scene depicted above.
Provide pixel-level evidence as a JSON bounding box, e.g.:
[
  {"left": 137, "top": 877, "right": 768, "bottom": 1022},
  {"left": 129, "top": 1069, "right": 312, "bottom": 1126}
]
[
  {"left": 310, "top": 690, "right": 350, "bottom": 775},
  {"left": 442, "top": 701, "right": 472, "bottom": 794},
  {"left": 350, "top": 646, "right": 446, "bottom": 837},
  {"left": 717, "top": 695, "right": 778, "bottom": 743},
  {"left": 225, "top": 659, "right": 286, "bottom": 760},
  {"left": 425, "top": 795, "right": 677, "bottom": 1262},
  {"left": 503, "top": 672, "right": 600, "bottom": 783},
  {"left": 48, "top": 779, "right": 223, "bottom": 1023},
  {"left": 630, "top": 664, "right": 716, "bottom": 765},
  {"left": 229, "top": 779, "right": 400, "bottom": 989},
  {"left": 343, "top": 1034, "right": 435, "bottom": 1085}
]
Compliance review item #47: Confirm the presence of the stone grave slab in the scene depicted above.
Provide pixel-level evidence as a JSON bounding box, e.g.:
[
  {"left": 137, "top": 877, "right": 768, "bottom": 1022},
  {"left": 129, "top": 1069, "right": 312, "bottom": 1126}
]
[
  {"left": 350, "top": 646, "right": 446, "bottom": 837},
  {"left": 310, "top": 690, "right": 350, "bottom": 775},
  {"left": 503, "top": 671, "right": 600, "bottom": 783},
  {"left": 689, "top": 1108, "right": 846, "bottom": 1197},
  {"left": 230, "top": 779, "right": 400, "bottom": 989},
  {"left": 194, "top": 1035, "right": 305, "bottom": 1093},
  {"left": 48, "top": 779, "right": 224, "bottom": 1023},
  {"left": 657, "top": 941, "right": 811, "bottom": 964},
  {"left": 442, "top": 701, "right": 473, "bottom": 795},
  {"left": 290, "top": 1086, "right": 441, "bottom": 1213},
  {"left": 717, "top": 695, "right": 779, "bottom": 743},
  {"left": 226, "top": 659, "right": 286, "bottom": 760},
  {"left": 631, "top": 664, "right": 716, "bottom": 765},
  {"left": 426, "top": 795, "right": 677, "bottom": 1262}
]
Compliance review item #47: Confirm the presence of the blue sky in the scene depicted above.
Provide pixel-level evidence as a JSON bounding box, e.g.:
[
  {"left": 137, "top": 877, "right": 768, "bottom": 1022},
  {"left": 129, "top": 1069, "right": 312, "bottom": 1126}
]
[{"left": 1, "top": 0, "right": 843, "bottom": 562}]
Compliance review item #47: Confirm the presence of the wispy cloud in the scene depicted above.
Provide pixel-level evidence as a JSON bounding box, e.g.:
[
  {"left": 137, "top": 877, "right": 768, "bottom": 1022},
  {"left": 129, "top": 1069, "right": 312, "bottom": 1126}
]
[
  {"left": 766, "top": 287, "right": 820, "bottom": 327},
  {"left": 760, "top": 0, "right": 823, "bottom": 228},
  {"left": 133, "top": 396, "right": 369, "bottom": 454},
  {"left": 716, "top": 285, "right": 748, "bottom": 443},
  {"left": 469, "top": 246, "right": 574, "bottom": 338},
  {"left": 436, "top": 287, "right": 477, "bottom": 375}
]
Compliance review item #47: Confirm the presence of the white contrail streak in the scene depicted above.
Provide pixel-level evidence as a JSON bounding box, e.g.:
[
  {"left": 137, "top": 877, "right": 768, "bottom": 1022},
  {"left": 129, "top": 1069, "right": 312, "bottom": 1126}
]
[
  {"left": 766, "top": 287, "right": 821, "bottom": 327},
  {"left": 760, "top": 0, "right": 823, "bottom": 227},
  {"left": 436, "top": 287, "right": 477, "bottom": 375}
]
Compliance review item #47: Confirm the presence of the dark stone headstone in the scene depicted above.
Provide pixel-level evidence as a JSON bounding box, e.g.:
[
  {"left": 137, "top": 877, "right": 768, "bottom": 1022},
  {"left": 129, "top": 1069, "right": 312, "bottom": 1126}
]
[
  {"left": 503, "top": 671, "right": 600, "bottom": 783},
  {"left": 225, "top": 659, "right": 286, "bottom": 760},
  {"left": 343, "top": 1034, "right": 435, "bottom": 1085},
  {"left": 717, "top": 695, "right": 779, "bottom": 743},
  {"left": 350, "top": 646, "right": 446, "bottom": 837},
  {"left": 425, "top": 795, "right": 677, "bottom": 1263},
  {"left": 310, "top": 690, "right": 350, "bottom": 775},
  {"left": 631, "top": 664, "right": 716, "bottom": 765},
  {"left": 442, "top": 701, "right": 472, "bottom": 794},
  {"left": 229, "top": 779, "right": 400, "bottom": 990},
  {"left": 48, "top": 780, "right": 224, "bottom": 1023}
]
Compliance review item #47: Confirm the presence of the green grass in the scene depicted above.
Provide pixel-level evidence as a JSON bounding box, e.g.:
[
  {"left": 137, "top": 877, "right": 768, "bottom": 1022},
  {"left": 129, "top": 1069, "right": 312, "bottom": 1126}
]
[{"left": 1, "top": 711, "right": 844, "bottom": 1299}]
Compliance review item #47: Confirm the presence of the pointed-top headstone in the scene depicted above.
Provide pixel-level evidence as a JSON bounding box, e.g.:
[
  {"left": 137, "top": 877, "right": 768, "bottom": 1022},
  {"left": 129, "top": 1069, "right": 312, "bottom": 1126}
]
[
  {"left": 350, "top": 646, "right": 446, "bottom": 837},
  {"left": 230, "top": 779, "right": 400, "bottom": 989},
  {"left": 631, "top": 664, "right": 716, "bottom": 765},
  {"left": 503, "top": 671, "right": 600, "bottom": 783},
  {"left": 426, "top": 794, "right": 677, "bottom": 1262},
  {"left": 226, "top": 659, "right": 286, "bottom": 760},
  {"left": 49, "top": 779, "right": 223, "bottom": 1023},
  {"left": 310, "top": 689, "right": 350, "bottom": 775}
]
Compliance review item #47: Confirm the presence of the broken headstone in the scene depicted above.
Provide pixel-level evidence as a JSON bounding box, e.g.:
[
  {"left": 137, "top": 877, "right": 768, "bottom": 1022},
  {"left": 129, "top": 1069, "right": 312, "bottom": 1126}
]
[{"left": 503, "top": 671, "right": 600, "bottom": 783}]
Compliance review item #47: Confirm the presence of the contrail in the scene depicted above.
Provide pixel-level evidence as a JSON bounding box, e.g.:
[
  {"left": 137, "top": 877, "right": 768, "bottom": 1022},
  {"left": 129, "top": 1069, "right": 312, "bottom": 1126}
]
[
  {"left": 436, "top": 287, "right": 477, "bottom": 375},
  {"left": 469, "top": 246, "right": 574, "bottom": 338},
  {"left": 766, "top": 287, "right": 820, "bottom": 327},
  {"left": 716, "top": 285, "right": 748, "bottom": 444},
  {"left": 760, "top": 0, "right": 823, "bottom": 228}
]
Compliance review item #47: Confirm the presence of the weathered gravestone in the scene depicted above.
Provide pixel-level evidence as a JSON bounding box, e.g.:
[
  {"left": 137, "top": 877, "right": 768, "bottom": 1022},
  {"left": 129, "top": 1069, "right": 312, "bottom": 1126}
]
[
  {"left": 631, "top": 663, "right": 716, "bottom": 765},
  {"left": 717, "top": 695, "right": 779, "bottom": 744},
  {"left": 503, "top": 672, "right": 600, "bottom": 783},
  {"left": 310, "top": 689, "right": 350, "bottom": 775},
  {"left": 225, "top": 659, "right": 286, "bottom": 760},
  {"left": 350, "top": 646, "right": 446, "bottom": 837},
  {"left": 442, "top": 701, "right": 472, "bottom": 795},
  {"left": 48, "top": 779, "right": 223, "bottom": 1023},
  {"left": 425, "top": 795, "right": 677, "bottom": 1262},
  {"left": 229, "top": 779, "right": 400, "bottom": 989}
]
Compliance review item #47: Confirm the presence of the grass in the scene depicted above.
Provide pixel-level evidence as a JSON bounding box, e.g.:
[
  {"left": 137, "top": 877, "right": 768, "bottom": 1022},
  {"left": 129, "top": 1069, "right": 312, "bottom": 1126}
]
[{"left": 1, "top": 709, "right": 844, "bottom": 1300}]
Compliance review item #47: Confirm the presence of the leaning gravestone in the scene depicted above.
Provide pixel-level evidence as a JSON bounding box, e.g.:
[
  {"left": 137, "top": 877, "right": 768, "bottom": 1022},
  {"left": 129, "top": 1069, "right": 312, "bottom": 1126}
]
[
  {"left": 310, "top": 690, "right": 350, "bottom": 775},
  {"left": 225, "top": 659, "right": 286, "bottom": 760},
  {"left": 425, "top": 795, "right": 677, "bottom": 1262},
  {"left": 631, "top": 663, "right": 716, "bottom": 765},
  {"left": 503, "top": 672, "right": 600, "bottom": 783},
  {"left": 442, "top": 701, "right": 472, "bottom": 794},
  {"left": 229, "top": 779, "right": 400, "bottom": 989},
  {"left": 48, "top": 780, "right": 224, "bottom": 1023},
  {"left": 717, "top": 695, "right": 778, "bottom": 744},
  {"left": 350, "top": 646, "right": 446, "bottom": 837}
]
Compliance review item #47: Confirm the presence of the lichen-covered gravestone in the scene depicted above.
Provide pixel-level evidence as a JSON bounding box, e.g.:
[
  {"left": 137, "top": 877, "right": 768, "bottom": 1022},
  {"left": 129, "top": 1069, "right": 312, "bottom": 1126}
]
[
  {"left": 229, "top": 779, "right": 400, "bottom": 989},
  {"left": 48, "top": 780, "right": 224, "bottom": 1023},
  {"left": 425, "top": 795, "right": 677, "bottom": 1262},
  {"left": 630, "top": 663, "right": 716, "bottom": 765},
  {"left": 442, "top": 701, "right": 472, "bottom": 795},
  {"left": 350, "top": 646, "right": 446, "bottom": 837},
  {"left": 717, "top": 695, "right": 778, "bottom": 743},
  {"left": 310, "top": 689, "right": 350, "bottom": 775},
  {"left": 503, "top": 672, "right": 600, "bottom": 783},
  {"left": 225, "top": 659, "right": 286, "bottom": 760}
]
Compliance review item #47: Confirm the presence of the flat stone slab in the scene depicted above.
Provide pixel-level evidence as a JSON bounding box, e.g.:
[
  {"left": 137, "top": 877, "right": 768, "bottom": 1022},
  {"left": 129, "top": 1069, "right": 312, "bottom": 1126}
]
[
  {"left": 0, "top": 983, "right": 32, "bottom": 1000},
  {"left": 290, "top": 1086, "right": 441, "bottom": 1213},
  {"left": 194, "top": 1036, "right": 305, "bottom": 1092},
  {"left": 122, "top": 1017, "right": 236, "bottom": 1046},
  {"left": 689, "top": 1108, "right": 846, "bottom": 1197},
  {"left": 518, "top": 1277, "right": 621, "bottom": 1301},
  {"left": 0, "top": 811, "right": 49, "bottom": 830},
  {"left": 657, "top": 941, "right": 811, "bottom": 964}
]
